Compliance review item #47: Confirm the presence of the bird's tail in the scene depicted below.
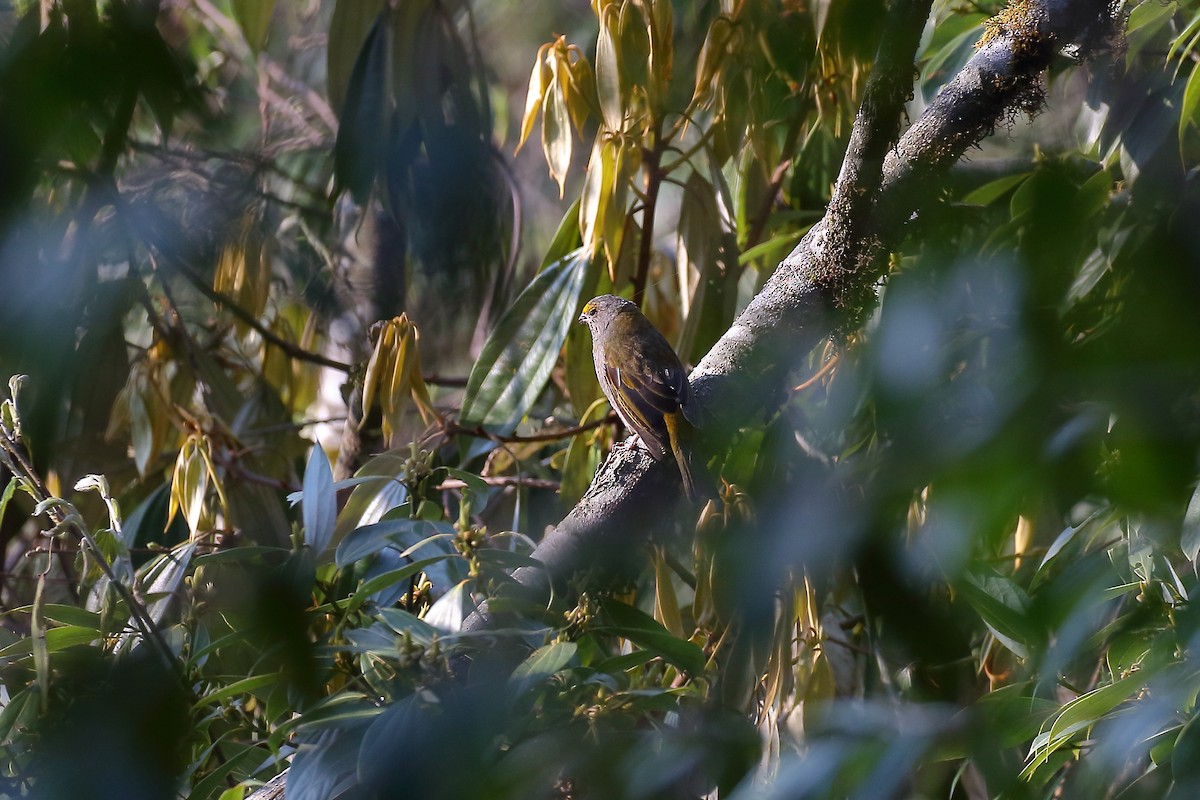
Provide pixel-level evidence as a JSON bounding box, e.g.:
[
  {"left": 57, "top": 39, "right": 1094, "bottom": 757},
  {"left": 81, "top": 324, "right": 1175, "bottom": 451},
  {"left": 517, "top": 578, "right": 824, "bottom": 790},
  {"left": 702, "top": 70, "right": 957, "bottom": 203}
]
[{"left": 664, "top": 412, "right": 713, "bottom": 502}]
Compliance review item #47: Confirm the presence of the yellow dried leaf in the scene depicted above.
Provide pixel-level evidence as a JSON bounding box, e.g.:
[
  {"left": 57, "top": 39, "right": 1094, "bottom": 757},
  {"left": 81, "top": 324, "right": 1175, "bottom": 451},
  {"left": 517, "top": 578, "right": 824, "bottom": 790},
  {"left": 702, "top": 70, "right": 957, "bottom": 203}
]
[{"left": 517, "top": 42, "right": 554, "bottom": 153}]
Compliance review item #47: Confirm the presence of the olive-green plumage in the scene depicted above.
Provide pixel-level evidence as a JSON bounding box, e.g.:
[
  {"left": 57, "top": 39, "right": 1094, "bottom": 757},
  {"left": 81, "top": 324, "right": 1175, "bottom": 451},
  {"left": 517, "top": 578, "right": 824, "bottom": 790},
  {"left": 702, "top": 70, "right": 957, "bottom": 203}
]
[{"left": 577, "top": 294, "right": 703, "bottom": 499}]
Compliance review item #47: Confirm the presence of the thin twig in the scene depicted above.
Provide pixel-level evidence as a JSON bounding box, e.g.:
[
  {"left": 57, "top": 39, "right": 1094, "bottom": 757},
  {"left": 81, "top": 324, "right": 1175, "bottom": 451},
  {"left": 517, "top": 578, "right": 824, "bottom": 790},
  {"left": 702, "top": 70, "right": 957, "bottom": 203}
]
[
  {"left": 436, "top": 476, "right": 560, "bottom": 492},
  {"left": 445, "top": 417, "right": 611, "bottom": 445}
]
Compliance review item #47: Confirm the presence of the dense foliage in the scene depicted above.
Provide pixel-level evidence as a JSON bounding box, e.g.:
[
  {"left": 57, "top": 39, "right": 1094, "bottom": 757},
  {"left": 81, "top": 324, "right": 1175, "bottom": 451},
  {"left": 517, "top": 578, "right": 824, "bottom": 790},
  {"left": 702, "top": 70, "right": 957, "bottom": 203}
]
[{"left": 2, "top": 1, "right": 1200, "bottom": 798}]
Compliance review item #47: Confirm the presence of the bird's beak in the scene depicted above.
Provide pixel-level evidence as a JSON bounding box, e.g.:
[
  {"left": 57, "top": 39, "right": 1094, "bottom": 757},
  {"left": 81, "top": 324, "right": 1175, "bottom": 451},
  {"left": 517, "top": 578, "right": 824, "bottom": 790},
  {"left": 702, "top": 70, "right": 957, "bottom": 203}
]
[{"left": 577, "top": 313, "right": 586, "bottom": 325}]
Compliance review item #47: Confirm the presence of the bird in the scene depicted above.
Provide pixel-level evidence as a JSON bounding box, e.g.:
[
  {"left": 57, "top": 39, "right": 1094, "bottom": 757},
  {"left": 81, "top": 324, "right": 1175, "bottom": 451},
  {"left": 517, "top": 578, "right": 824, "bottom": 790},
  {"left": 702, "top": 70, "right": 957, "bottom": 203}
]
[{"left": 577, "top": 294, "right": 705, "bottom": 499}]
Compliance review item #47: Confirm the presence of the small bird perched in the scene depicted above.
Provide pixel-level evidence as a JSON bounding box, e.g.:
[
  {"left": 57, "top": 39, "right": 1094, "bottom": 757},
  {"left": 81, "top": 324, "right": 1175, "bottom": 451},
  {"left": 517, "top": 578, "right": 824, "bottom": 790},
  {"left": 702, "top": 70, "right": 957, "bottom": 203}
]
[{"left": 577, "top": 294, "right": 704, "bottom": 499}]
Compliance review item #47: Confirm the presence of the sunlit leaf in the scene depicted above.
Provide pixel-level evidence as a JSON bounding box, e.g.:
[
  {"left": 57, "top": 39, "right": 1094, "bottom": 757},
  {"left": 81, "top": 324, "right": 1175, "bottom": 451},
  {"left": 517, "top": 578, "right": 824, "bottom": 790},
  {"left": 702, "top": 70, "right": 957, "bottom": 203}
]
[
  {"left": 170, "top": 437, "right": 209, "bottom": 538},
  {"left": 333, "top": 453, "right": 411, "bottom": 545},
  {"left": 1181, "top": 60, "right": 1200, "bottom": 144},
  {"left": 653, "top": 548, "right": 684, "bottom": 638},
  {"left": 361, "top": 315, "right": 437, "bottom": 449},
  {"left": 542, "top": 78, "right": 572, "bottom": 198},
  {"left": 460, "top": 247, "right": 591, "bottom": 433},
  {"left": 1024, "top": 671, "right": 1148, "bottom": 776},
  {"left": 579, "top": 138, "right": 615, "bottom": 257},
  {"left": 517, "top": 43, "right": 553, "bottom": 152},
  {"left": 596, "top": 7, "right": 622, "bottom": 131}
]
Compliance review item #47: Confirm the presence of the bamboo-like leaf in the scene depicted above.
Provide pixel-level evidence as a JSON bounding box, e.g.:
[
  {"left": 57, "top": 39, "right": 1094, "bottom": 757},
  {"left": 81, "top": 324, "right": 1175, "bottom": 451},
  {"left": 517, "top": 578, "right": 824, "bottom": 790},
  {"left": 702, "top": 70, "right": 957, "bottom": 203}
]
[
  {"left": 303, "top": 445, "right": 336, "bottom": 557},
  {"left": 327, "top": 0, "right": 388, "bottom": 118},
  {"left": 460, "top": 247, "right": 591, "bottom": 433},
  {"left": 509, "top": 642, "right": 578, "bottom": 698},
  {"left": 597, "top": 597, "right": 705, "bottom": 675},
  {"left": 812, "top": 0, "right": 832, "bottom": 42},
  {"left": 603, "top": 143, "right": 634, "bottom": 270},
  {"left": 596, "top": 7, "right": 622, "bottom": 130},
  {"left": 960, "top": 569, "right": 1039, "bottom": 659},
  {"left": 619, "top": 2, "right": 648, "bottom": 115},
  {"left": 676, "top": 171, "right": 719, "bottom": 355},
  {"left": 542, "top": 76, "right": 572, "bottom": 197},
  {"left": 617, "top": 2, "right": 650, "bottom": 114},
  {"left": 692, "top": 16, "right": 732, "bottom": 107},
  {"left": 170, "top": 436, "right": 209, "bottom": 538},
  {"left": 231, "top": 0, "right": 276, "bottom": 53},
  {"left": 333, "top": 10, "right": 391, "bottom": 202},
  {"left": 1180, "top": 60, "right": 1200, "bottom": 145},
  {"left": 1024, "top": 671, "right": 1148, "bottom": 776},
  {"left": 32, "top": 560, "right": 48, "bottom": 709},
  {"left": 361, "top": 316, "right": 436, "bottom": 448},
  {"left": 579, "top": 138, "right": 615, "bottom": 256},
  {"left": 961, "top": 172, "right": 1032, "bottom": 206},
  {"left": 648, "top": 0, "right": 673, "bottom": 99},
  {"left": 565, "top": 48, "right": 598, "bottom": 132},
  {"left": 1182, "top": 479, "right": 1200, "bottom": 564},
  {"left": 561, "top": 398, "right": 608, "bottom": 505},
  {"left": 517, "top": 42, "right": 553, "bottom": 152},
  {"left": 801, "top": 649, "right": 836, "bottom": 732},
  {"left": 653, "top": 548, "right": 684, "bottom": 638}
]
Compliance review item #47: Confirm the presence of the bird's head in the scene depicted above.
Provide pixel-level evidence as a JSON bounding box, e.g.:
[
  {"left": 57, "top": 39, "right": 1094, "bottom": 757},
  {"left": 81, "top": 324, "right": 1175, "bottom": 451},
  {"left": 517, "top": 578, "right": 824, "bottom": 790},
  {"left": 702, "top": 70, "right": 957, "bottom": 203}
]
[{"left": 578, "top": 294, "right": 636, "bottom": 329}]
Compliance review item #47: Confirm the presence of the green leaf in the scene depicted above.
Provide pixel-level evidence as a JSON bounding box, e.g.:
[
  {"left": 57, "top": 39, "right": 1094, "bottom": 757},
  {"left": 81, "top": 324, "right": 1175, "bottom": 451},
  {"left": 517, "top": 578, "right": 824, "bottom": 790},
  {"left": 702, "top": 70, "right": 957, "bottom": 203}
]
[
  {"left": 377, "top": 607, "right": 440, "bottom": 645},
  {"left": 1182, "top": 479, "right": 1200, "bottom": 564},
  {"left": 331, "top": 452, "right": 410, "bottom": 545},
  {"left": 1126, "top": 1, "right": 1178, "bottom": 65},
  {"left": 132, "top": 542, "right": 197, "bottom": 645},
  {"left": 231, "top": 0, "right": 276, "bottom": 52},
  {"left": 195, "top": 673, "right": 281, "bottom": 711},
  {"left": 960, "top": 569, "right": 1038, "bottom": 659},
  {"left": 961, "top": 172, "right": 1031, "bottom": 206},
  {"left": 0, "top": 686, "right": 38, "bottom": 745},
  {"left": 460, "top": 247, "right": 591, "bottom": 433},
  {"left": 0, "top": 625, "right": 100, "bottom": 661},
  {"left": 1185, "top": 60, "right": 1200, "bottom": 145},
  {"left": 474, "top": 548, "right": 541, "bottom": 571},
  {"left": 8, "top": 603, "right": 102, "bottom": 630},
  {"left": 335, "top": 518, "right": 453, "bottom": 568},
  {"left": 509, "top": 642, "right": 578, "bottom": 697},
  {"left": 542, "top": 197, "right": 584, "bottom": 269},
  {"left": 327, "top": 0, "right": 388, "bottom": 119},
  {"left": 1024, "top": 671, "right": 1147, "bottom": 776},
  {"left": 193, "top": 545, "right": 287, "bottom": 567},
  {"left": 353, "top": 555, "right": 450, "bottom": 602},
  {"left": 333, "top": 10, "right": 391, "bottom": 202},
  {"left": 289, "top": 721, "right": 374, "bottom": 800},
  {"left": 596, "top": 598, "right": 705, "bottom": 674},
  {"left": 579, "top": 138, "right": 615, "bottom": 257},
  {"left": 302, "top": 445, "right": 337, "bottom": 558},
  {"left": 0, "top": 476, "right": 15, "bottom": 528}
]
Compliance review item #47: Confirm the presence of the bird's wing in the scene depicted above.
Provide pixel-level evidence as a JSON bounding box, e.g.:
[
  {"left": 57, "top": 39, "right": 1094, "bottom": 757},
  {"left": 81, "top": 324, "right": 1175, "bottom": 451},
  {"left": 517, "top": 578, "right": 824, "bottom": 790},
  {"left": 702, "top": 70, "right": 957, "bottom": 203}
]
[{"left": 604, "top": 356, "right": 686, "bottom": 459}]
